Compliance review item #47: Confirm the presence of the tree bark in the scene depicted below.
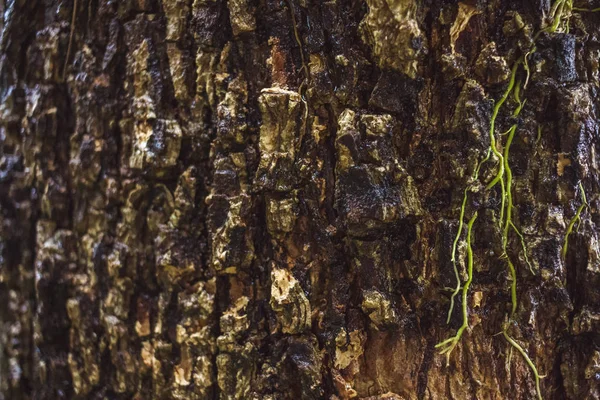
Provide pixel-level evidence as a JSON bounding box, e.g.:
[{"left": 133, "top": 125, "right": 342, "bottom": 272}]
[{"left": 1, "top": 0, "right": 600, "bottom": 399}]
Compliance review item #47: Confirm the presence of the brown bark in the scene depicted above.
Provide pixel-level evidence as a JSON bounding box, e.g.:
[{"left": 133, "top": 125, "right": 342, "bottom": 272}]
[{"left": 1, "top": 0, "right": 600, "bottom": 399}]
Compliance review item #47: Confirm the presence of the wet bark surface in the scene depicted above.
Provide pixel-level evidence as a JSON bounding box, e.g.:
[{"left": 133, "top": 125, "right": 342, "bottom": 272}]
[{"left": 1, "top": 0, "right": 600, "bottom": 399}]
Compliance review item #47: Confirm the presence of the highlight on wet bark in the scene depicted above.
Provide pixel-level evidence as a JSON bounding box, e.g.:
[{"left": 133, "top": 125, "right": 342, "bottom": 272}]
[
  {"left": 436, "top": 212, "right": 477, "bottom": 364},
  {"left": 561, "top": 182, "right": 588, "bottom": 259}
]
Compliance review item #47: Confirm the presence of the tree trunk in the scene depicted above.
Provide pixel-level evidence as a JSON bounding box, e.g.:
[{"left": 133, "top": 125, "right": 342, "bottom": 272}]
[{"left": 1, "top": 0, "right": 599, "bottom": 399}]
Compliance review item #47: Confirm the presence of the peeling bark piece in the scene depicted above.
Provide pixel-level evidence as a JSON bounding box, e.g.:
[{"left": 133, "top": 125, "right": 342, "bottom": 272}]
[
  {"left": 266, "top": 194, "right": 298, "bottom": 236},
  {"left": 129, "top": 119, "right": 182, "bottom": 170},
  {"left": 255, "top": 88, "right": 302, "bottom": 192},
  {"left": 270, "top": 266, "right": 311, "bottom": 334},
  {"left": 361, "top": 289, "right": 397, "bottom": 328},
  {"left": 164, "top": 0, "right": 192, "bottom": 41},
  {"left": 228, "top": 0, "right": 256, "bottom": 36},
  {"left": 216, "top": 75, "right": 250, "bottom": 149},
  {"left": 195, "top": 49, "right": 219, "bottom": 106},
  {"left": 334, "top": 329, "right": 366, "bottom": 370},
  {"left": 210, "top": 195, "right": 255, "bottom": 274},
  {"left": 128, "top": 39, "right": 155, "bottom": 119},
  {"left": 217, "top": 297, "right": 256, "bottom": 400},
  {"left": 360, "top": 0, "right": 424, "bottom": 78},
  {"left": 167, "top": 44, "right": 191, "bottom": 102},
  {"left": 449, "top": 2, "right": 480, "bottom": 53},
  {"left": 474, "top": 42, "right": 510, "bottom": 85}
]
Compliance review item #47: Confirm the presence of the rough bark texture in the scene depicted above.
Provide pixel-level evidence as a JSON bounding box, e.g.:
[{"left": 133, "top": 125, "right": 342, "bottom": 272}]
[{"left": 1, "top": 0, "right": 600, "bottom": 399}]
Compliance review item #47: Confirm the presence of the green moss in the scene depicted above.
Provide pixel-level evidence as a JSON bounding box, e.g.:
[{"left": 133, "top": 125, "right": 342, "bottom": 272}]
[
  {"left": 486, "top": 62, "right": 519, "bottom": 191},
  {"left": 437, "top": 212, "right": 477, "bottom": 363},
  {"left": 573, "top": 7, "right": 600, "bottom": 12},
  {"left": 510, "top": 221, "right": 535, "bottom": 273},
  {"left": 561, "top": 182, "right": 588, "bottom": 259},
  {"left": 503, "top": 329, "right": 543, "bottom": 400},
  {"left": 502, "top": 77, "right": 535, "bottom": 284},
  {"left": 545, "top": 0, "right": 574, "bottom": 34},
  {"left": 443, "top": 58, "right": 530, "bottom": 359},
  {"left": 502, "top": 124, "right": 518, "bottom": 315},
  {"left": 439, "top": 3, "right": 579, "bottom": 395},
  {"left": 447, "top": 188, "right": 469, "bottom": 324},
  {"left": 447, "top": 141, "right": 492, "bottom": 324}
]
